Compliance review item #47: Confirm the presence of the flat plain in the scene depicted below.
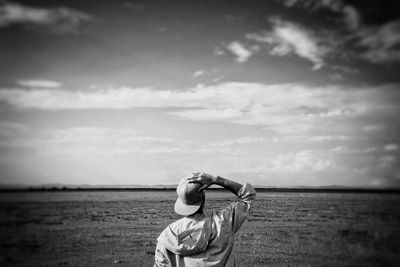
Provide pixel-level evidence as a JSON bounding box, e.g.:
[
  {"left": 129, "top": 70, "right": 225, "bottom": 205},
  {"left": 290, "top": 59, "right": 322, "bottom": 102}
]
[{"left": 0, "top": 190, "right": 399, "bottom": 266}]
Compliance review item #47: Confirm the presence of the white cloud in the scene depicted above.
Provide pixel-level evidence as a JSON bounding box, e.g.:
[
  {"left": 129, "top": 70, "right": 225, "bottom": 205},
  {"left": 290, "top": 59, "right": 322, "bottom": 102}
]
[
  {"left": 0, "top": 87, "right": 168, "bottom": 109},
  {"left": 277, "top": 0, "right": 361, "bottom": 30},
  {"left": 307, "top": 135, "right": 353, "bottom": 142},
  {"left": 170, "top": 108, "right": 243, "bottom": 121},
  {"left": 226, "top": 41, "right": 253, "bottom": 63},
  {"left": 193, "top": 70, "right": 206, "bottom": 78},
  {"left": 270, "top": 150, "right": 333, "bottom": 173},
  {"left": 17, "top": 79, "right": 62, "bottom": 89},
  {"left": 0, "top": 81, "right": 398, "bottom": 174},
  {"left": 1, "top": 122, "right": 398, "bottom": 186},
  {"left": 0, "top": 125, "right": 263, "bottom": 158},
  {"left": 223, "top": 136, "right": 266, "bottom": 145},
  {"left": 384, "top": 144, "right": 399, "bottom": 152},
  {"left": 277, "top": 0, "right": 400, "bottom": 65},
  {"left": 1, "top": 82, "right": 399, "bottom": 141},
  {"left": 246, "top": 17, "right": 327, "bottom": 69},
  {"left": 331, "top": 146, "right": 377, "bottom": 154},
  {"left": 0, "top": 2, "right": 92, "bottom": 34},
  {"left": 358, "top": 20, "right": 400, "bottom": 63}
]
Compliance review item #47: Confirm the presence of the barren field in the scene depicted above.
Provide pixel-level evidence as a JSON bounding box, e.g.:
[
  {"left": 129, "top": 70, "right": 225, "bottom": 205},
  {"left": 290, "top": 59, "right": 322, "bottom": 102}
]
[{"left": 0, "top": 191, "right": 399, "bottom": 266}]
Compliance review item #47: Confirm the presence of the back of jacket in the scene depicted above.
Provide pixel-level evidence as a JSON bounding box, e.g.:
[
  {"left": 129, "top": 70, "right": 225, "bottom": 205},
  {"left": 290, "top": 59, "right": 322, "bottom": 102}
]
[{"left": 154, "top": 183, "right": 256, "bottom": 267}]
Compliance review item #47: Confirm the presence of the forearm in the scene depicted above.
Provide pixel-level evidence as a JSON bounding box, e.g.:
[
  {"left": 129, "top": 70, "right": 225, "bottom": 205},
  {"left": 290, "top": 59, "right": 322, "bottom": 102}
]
[{"left": 213, "top": 175, "right": 243, "bottom": 195}]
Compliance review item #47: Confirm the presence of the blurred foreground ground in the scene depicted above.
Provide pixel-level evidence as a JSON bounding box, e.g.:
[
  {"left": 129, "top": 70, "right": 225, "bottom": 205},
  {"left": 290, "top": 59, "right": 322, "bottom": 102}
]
[{"left": 0, "top": 191, "right": 399, "bottom": 266}]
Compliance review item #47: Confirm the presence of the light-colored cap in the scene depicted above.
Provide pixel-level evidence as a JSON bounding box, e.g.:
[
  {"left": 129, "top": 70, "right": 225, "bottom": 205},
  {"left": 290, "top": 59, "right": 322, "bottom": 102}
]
[{"left": 174, "top": 176, "right": 205, "bottom": 216}]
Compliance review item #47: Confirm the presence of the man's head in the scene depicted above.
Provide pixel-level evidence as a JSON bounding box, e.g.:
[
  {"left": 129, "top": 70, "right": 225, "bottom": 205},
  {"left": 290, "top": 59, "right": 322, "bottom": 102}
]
[{"left": 174, "top": 176, "right": 205, "bottom": 216}]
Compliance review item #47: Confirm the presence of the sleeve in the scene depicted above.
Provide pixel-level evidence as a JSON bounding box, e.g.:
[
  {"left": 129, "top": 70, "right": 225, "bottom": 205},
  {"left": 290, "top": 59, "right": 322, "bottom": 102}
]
[
  {"left": 154, "top": 240, "right": 171, "bottom": 267},
  {"left": 213, "top": 183, "right": 256, "bottom": 234}
]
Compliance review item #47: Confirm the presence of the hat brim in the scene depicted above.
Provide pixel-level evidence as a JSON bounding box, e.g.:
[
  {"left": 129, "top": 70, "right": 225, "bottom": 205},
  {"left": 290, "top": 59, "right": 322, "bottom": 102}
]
[{"left": 174, "top": 198, "right": 203, "bottom": 216}]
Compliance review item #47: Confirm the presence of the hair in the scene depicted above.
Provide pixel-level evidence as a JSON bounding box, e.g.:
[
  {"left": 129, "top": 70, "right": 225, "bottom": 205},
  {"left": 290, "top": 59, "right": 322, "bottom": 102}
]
[{"left": 190, "top": 195, "right": 205, "bottom": 216}]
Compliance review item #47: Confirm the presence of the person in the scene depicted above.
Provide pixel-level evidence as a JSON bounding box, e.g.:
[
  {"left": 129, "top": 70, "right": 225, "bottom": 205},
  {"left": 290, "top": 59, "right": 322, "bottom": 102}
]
[{"left": 154, "top": 172, "right": 256, "bottom": 267}]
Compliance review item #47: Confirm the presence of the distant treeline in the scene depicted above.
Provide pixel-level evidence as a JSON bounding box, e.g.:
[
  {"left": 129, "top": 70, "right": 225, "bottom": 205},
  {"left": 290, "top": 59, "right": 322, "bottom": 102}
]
[{"left": 1, "top": 187, "right": 399, "bottom": 194}]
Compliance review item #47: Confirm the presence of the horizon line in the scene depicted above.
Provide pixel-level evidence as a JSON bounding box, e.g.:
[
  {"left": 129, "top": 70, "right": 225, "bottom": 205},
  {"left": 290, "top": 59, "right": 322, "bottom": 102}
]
[{"left": 1, "top": 184, "right": 399, "bottom": 193}]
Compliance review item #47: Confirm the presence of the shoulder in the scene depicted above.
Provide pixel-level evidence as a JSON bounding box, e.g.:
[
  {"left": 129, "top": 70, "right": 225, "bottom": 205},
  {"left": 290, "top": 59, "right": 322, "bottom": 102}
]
[
  {"left": 159, "top": 217, "right": 185, "bottom": 239},
  {"left": 168, "top": 217, "right": 186, "bottom": 228}
]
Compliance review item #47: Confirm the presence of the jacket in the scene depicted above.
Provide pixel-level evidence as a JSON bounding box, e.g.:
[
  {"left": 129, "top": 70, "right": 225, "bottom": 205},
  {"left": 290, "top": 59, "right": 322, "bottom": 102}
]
[{"left": 154, "top": 183, "right": 256, "bottom": 267}]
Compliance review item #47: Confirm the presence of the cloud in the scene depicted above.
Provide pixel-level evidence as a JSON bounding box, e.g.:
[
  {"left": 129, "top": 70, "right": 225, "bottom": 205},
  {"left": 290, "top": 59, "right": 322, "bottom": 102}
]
[
  {"left": 170, "top": 108, "right": 243, "bottom": 121},
  {"left": 357, "top": 20, "right": 400, "bottom": 63},
  {"left": 1, "top": 122, "right": 398, "bottom": 186},
  {"left": 1, "top": 83, "right": 399, "bottom": 134},
  {"left": 277, "top": 0, "right": 361, "bottom": 30},
  {"left": 384, "top": 144, "right": 399, "bottom": 152},
  {"left": 0, "top": 2, "right": 92, "bottom": 34},
  {"left": 17, "top": 79, "right": 62, "bottom": 89},
  {"left": 276, "top": 0, "right": 400, "bottom": 65},
  {"left": 0, "top": 124, "right": 262, "bottom": 158},
  {"left": 193, "top": 70, "right": 206, "bottom": 78},
  {"left": 341, "top": 5, "right": 361, "bottom": 30},
  {"left": 330, "top": 146, "right": 377, "bottom": 154},
  {"left": 0, "top": 87, "right": 166, "bottom": 109},
  {"left": 226, "top": 41, "right": 254, "bottom": 63},
  {"left": 1, "top": 81, "right": 398, "bottom": 184},
  {"left": 246, "top": 17, "right": 328, "bottom": 69},
  {"left": 307, "top": 135, "right": 353, "bottom": 142},
  {"left": 270, "top": 150, "right": 333, "bottom": 173}
]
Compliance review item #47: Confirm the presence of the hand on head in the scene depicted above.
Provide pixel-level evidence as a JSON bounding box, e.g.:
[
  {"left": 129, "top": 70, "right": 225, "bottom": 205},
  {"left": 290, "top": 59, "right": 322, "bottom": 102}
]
[{"left": 187, "top": 172, "right": 216, "bottom": 192}]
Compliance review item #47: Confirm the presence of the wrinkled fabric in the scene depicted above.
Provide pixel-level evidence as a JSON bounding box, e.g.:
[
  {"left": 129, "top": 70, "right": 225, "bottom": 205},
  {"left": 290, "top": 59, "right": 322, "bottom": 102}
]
[{"left": 154, "top": 183, "right": 256, "bottom": 267}]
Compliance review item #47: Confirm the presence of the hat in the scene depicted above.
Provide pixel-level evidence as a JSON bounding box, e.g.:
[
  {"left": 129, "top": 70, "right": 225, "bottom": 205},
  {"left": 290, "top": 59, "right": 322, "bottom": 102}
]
[{"left": 174, "top": 176, "right": 205, "bottom": 216}]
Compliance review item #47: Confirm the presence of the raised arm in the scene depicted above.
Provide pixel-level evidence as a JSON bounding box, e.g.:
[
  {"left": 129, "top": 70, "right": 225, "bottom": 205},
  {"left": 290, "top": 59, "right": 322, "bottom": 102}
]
[
  {"left": 188, "top": 172, "right": 243, "bottom": 195},
  {"left": 188, "top": 172, "right": 256, "bottom": 233}
]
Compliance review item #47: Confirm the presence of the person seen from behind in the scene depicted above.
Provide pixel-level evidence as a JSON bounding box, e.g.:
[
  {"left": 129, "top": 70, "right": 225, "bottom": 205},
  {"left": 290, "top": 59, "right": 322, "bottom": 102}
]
[{"left": 154, "top": 172, "right": 256, "bottom": 266}]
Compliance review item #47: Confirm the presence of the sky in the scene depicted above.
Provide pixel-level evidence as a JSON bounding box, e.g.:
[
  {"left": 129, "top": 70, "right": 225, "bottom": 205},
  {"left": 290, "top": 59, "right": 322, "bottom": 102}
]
[{"left": 0, "top": 0, "right": 399, "bottom": 188}]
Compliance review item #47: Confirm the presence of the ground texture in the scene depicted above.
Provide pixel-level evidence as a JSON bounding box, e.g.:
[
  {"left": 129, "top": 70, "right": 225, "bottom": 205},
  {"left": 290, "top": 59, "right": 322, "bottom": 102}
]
[{"left": 0, "top": 191, "right": 399, "bottom": 266}]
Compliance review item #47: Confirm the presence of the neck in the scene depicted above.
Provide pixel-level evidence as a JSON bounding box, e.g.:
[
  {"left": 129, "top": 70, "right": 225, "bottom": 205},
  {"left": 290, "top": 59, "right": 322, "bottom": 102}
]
[
  {"left": 190, "top": 208, "right": 203, "bottom": 216},
  {"left": 195, "top": 208, "right": 204, "bottom": 214}
]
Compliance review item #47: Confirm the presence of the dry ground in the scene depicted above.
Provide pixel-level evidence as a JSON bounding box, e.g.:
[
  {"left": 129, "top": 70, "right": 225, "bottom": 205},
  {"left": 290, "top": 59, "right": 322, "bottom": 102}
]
[{"left": 0, "top": 191, "right": 399, "bottom": 266}]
